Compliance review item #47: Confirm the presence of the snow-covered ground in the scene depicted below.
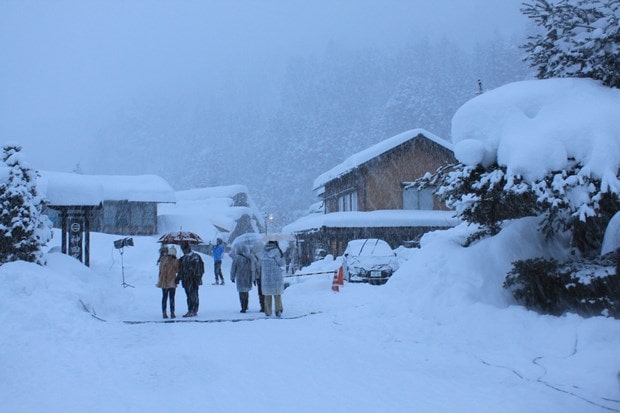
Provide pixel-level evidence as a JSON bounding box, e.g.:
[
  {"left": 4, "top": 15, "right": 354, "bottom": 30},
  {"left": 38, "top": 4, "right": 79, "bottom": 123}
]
[{"left": 2, "top": 223, "right": 618, "bottom": 413}]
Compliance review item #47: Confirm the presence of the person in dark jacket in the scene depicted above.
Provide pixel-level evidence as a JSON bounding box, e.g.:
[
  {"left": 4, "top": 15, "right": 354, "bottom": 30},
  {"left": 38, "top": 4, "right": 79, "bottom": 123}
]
[
  {"left": 230, "top": 244, "right": 258, "bottom": 313},
  {"left": 176, "top": 242, "right": 205, "bottom": 317},
  {"left": 252, "top": 251, "right": 264, "bottom": 312},
  {"left": 212, "top": 238, "right": 225, "bottom": 285},
  {"left": 157, "top": 246, "right": 179, "bottom": 319}
]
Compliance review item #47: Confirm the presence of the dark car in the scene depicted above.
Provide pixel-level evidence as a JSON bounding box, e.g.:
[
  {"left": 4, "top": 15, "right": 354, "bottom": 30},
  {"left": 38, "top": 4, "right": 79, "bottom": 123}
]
[{"left": 342, "top": 238, "right": 399, "bottom": 285}]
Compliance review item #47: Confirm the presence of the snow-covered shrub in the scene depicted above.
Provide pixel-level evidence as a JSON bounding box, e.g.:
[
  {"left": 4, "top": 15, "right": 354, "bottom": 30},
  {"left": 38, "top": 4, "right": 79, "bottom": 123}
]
[
  {"left": 505, "top": 256, "right": 619, "bottom": 318},
  {"left": 533, "top": 160, "right": 620, "bottom": 256},
  {"left": 415, "top": 160, "right": 619, "bottom": 253},
  {"left": 522, "top": 0, "right": 620, "bottom": 88},
  {"left": 415, "top": 159, "right": 619, "bottom": 317},
  {"left": 0, "top": 144, "right": 52, "bottom": 265},
  {"left": 413, "top": 163, "right": 541, "bottom": 245}
]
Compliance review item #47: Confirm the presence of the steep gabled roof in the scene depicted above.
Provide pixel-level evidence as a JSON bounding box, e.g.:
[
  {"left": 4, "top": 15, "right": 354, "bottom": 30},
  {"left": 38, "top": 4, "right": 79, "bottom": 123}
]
[{"left": 312, "top": 128, "right": 452, "bottom": 191}]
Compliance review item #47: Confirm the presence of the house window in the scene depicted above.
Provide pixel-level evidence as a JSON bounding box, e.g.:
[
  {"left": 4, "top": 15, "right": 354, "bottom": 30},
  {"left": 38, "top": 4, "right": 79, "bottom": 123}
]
[
  {"left": 403, "top": 188, "right": 434, "bottom": 210},
  {"left": 337, "top": 191, "right": 358, "bottom": 212}
]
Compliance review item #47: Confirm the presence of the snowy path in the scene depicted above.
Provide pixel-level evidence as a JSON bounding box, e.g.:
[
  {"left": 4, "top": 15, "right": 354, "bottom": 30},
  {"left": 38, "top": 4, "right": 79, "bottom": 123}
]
[{"left": 2, "top": 231, "right": 618, "bottom": 412}]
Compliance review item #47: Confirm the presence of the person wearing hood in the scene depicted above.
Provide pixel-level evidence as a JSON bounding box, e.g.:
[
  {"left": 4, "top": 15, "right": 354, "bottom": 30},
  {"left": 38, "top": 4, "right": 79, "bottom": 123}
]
[
  {"left": 260, "top": 240, "right": 285, "bottom": 317},
  {"left": 212, "top": 238, "right": 225, "bottom": 285},
  {"left": 230, "top": 243, "right": 258, "bottom": 313},
  {"left": 156, "top": 246, "right": 179, "bottom": 319}
]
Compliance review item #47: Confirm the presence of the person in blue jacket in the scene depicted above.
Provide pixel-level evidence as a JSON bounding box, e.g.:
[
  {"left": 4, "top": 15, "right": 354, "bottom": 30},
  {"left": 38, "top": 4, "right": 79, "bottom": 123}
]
[{"left": 212, "top": 238, "right": 225, "bottom": 285}]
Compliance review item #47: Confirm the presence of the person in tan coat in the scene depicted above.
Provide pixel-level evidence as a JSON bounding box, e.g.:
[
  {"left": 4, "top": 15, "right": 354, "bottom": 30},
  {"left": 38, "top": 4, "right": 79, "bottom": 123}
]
[{"left": 157, "top": 246, "right": 179, "bottom": 319}]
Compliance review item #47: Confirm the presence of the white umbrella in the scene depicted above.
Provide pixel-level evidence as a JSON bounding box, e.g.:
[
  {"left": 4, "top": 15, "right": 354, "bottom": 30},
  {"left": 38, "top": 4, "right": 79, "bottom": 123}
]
[{"left": 231, "top": 232, "right": 264, "bottom": 255}]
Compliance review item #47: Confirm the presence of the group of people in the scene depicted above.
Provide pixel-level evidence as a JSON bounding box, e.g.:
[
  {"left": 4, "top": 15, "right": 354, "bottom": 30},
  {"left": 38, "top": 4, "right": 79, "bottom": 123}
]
[
  {"left": 156, "top": 241, "right": 205, "bottom": 318},
  {"left": 230, "top": 239, "right": 285, "bottom": 316},
  {"left": 156, "top": 238, "right": 286, "bottom": 319}
]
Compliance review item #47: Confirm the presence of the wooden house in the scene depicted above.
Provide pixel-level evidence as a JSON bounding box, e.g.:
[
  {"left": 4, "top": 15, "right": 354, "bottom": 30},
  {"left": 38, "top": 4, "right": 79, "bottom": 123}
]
[
  {"left": 37, "top": 171, "right": 175, "bottom": 265},
  {"left": 40, "top": 171, "right": 176, "bottom": 236},
  {"left": 284, "top": 129, "right": 458, "bottom": 268}
]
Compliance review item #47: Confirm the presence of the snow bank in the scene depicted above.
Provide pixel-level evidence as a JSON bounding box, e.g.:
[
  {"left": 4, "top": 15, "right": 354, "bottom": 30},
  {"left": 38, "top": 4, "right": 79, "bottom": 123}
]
[{"left": 452, "top": 78, "right": 620, "bottom": 192}]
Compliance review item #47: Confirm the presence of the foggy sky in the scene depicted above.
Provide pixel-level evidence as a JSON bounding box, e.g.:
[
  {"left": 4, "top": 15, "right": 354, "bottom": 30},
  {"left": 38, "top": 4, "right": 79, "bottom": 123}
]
[{"left": 0, "top": 0, "right": 526, "bottom": 173}]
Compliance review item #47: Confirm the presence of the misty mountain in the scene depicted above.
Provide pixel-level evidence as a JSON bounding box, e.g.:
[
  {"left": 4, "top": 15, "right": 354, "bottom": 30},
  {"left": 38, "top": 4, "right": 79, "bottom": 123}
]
[{"left": 88, "top": 35, "right": 528, "bottom": 228}]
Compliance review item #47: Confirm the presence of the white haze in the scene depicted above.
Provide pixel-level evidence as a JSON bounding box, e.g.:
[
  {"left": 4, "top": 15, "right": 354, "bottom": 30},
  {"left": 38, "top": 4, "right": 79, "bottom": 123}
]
[{"left": 0, "top": 0, "right": 528, "bottom": 225}]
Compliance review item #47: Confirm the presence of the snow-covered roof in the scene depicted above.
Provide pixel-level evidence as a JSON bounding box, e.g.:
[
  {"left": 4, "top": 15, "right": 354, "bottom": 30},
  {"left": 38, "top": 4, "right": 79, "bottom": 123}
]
[
  {"left": 38, "top": 171, "right": 175, "bottom": 206},
  {"left": 452, "top": 78, "right": 620, "bottom": 193},
  {"left": 313, "top": 128, "right": 452, "bottom": 191},
  {"left": 282, "top": 210, "right": 459, "bottom": 233},
  {"left": 175, "top": 184, "right": 248, "bottom": 201},
  {"left": 158, "top": 184, "right": 262, "bottom": 244}
]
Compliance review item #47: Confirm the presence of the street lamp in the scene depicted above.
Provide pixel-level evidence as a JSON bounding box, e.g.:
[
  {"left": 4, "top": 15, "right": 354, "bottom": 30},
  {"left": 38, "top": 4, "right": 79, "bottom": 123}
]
[{"left": 265, "top": 213, "right": 274, "bottom": 235}]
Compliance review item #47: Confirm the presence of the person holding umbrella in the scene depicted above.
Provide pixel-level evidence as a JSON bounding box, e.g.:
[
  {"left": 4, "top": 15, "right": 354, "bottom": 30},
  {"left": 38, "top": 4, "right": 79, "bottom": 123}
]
[
  {"left": 230, "top": 243, "right": 258, "bottom": 313},
  {"left": 156, "top": 246, "right": 179, "bottom": 319},
  {"left": 176, "top": 242, "right": 205, "bottom": 317},
  {"left": 260, "top": 240, "right": 285, "bottom": 317}
]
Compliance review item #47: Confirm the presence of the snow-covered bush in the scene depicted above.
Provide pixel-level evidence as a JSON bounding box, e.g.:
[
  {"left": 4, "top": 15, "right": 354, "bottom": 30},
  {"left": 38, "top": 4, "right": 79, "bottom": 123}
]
[
  {"left": 504, "top": 256, "right": 619, "bottom": 317},
  {"left": 413, "top": 163, "right": 541, "bottom": 245},
  {"left": 0, "top": 144, "right": 52, "bottom": 265},
  {"left": 522, "top": 0, "right": 620, "bottom": 88},
  {"left": 415, "top": 159, "right": 619, "bottom": 252}
]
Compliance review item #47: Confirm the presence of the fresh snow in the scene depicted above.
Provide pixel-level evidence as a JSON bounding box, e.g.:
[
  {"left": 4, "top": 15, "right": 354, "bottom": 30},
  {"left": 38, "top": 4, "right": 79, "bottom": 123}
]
[
  {"left": 602, "top": 212, "right": 620, "bottom": 256},
  {"left": 38, "top": 171, "right": 176, "bottom": 205},
  {"left": 2, "top": 77, "right": 619, "bottom": 412},
  {"left": 158, "top": 185, "right": 263, "bottom": 244},
  {"left": 282, "top": 209, "right": 459, "bottom": 233},
  {"left": 1, "top": 222, "right": 618, "bottom": 412},
  {"left": 452, "top": 78, "right": 620, "bottom": 193}
]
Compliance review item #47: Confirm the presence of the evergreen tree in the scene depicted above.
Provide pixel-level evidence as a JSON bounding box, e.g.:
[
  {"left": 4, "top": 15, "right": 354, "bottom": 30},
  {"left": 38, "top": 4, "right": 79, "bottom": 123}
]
[
  {"left": 522, "top": 0, "right": 620, "bottom": 87},
  {"left": 0, "top": 144, "right": 52, "bottom": 265}
]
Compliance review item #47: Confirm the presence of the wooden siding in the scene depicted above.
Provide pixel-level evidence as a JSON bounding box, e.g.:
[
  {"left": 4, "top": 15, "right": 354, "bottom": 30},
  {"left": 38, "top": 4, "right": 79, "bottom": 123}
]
[
  {"left": 323, "top": 135, "right": 455, "bottom": 213},
  {"left": 90, "top": 201, "right": 158, "bottom": 235}
]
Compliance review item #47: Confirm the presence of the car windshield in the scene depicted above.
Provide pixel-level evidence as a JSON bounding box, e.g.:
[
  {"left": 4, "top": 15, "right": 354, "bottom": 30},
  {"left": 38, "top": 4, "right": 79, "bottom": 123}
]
[{"left": 346, "top": 239, "right": 394, "bottom": 257}]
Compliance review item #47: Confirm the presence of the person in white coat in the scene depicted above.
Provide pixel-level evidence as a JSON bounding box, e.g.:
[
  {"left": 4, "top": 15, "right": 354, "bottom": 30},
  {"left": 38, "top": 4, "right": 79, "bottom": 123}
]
[
  {"left": 230, "top": 244, "right": 257, "bottom": 313},
  {"left": 260, "top": 240, "right": 285, "bottom": 317}
]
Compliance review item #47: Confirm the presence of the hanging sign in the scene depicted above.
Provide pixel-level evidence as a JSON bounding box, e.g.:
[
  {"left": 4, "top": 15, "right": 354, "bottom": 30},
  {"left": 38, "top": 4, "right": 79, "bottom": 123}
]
[{"left": 68, "top": 217, "right": 83, "bottom": 262}]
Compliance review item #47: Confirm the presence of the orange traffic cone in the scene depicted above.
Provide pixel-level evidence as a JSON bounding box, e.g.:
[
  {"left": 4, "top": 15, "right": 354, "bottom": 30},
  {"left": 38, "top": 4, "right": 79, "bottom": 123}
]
[
  {"left": 331, "top": 270, "right": 340, "bottom": 292},
  {"left": 332, "top": 266, "right": 344, "bottom": 292}
]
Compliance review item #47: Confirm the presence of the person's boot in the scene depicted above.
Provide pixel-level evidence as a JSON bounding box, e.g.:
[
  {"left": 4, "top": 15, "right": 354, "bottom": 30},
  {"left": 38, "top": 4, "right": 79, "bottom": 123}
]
[
  {"left": 170, "top": 311, "right": 176, "bottom": 319},
  {"left": 163, "top": 312, "right": 168, "bottom": 319}
]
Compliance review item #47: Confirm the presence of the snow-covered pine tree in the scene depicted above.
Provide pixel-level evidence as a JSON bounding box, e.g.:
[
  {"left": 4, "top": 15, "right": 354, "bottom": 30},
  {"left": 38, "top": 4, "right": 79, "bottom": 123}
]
[
  {"left": 0, "top": 144, "right": 52, "bottom": 265},
  {"left": 522, "top": 0, "right": 620, "bottom": 88}
]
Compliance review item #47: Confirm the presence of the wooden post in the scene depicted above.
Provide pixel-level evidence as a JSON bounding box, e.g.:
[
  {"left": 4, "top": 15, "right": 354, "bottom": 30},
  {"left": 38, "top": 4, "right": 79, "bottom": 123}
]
[
  {"left": 61, "top": 209, "right": 67, "bottom": 255},
  {"left": 84, "top": 208, "right": 91, "bottom": 267}
]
